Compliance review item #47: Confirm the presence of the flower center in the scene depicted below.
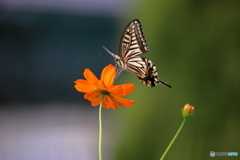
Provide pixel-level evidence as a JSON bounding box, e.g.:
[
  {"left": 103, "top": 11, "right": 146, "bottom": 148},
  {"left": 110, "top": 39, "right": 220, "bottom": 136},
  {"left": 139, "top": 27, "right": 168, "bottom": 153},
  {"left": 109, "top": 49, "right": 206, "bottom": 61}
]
[{"left": 100, "top": 90, "right": 110, "bottom": 96}]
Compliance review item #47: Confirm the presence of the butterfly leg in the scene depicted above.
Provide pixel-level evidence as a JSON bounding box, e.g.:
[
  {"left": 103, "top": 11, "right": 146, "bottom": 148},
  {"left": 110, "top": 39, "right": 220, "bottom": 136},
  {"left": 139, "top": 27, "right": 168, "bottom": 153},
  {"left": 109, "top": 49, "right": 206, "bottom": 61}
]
[{"left": 115, "top": 68, "right": 123, "bottom": 79}]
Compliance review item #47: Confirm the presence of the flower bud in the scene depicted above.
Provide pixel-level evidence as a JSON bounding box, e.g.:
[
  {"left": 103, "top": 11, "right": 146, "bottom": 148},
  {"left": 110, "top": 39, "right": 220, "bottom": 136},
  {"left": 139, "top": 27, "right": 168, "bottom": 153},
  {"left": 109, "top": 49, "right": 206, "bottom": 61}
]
[{"left": 182, "top": 104, "right": 195, "bottom": 118}]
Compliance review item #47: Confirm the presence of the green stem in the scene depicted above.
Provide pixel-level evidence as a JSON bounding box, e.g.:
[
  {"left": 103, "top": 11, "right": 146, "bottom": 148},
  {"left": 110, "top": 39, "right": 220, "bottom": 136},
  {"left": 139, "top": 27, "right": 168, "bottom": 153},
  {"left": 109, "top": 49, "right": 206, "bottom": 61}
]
[
  {"left": 98, "top": 98, "right": 103, "bottom": 160},
  {"left": 160, "top": 118, "right": 186, "bottom": 160}
]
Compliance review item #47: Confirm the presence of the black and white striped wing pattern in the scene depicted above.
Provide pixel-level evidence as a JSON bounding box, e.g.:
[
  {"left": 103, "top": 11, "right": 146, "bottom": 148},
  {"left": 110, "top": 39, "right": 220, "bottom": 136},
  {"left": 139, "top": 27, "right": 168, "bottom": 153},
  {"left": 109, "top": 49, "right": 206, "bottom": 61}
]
[
  {"left": 103, "top": 19, "right": 171, "bottom": 88},
  {"left": 120, "top": 19, "right": 148, "bottom": 58},
  {"left": 138, "top": 58, "right": 172, "bottom": 88},
  {"left": 126, "top": 56, "right": 171, "bottom": 88}
]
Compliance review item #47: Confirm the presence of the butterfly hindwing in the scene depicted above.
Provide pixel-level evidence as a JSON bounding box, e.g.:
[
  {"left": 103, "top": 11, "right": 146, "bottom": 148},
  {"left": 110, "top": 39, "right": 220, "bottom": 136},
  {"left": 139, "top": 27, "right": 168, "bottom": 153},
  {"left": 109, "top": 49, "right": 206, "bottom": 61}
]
[
  {"left": 124, "top": 56, "right": 147, "bottom": 77},
  {"left": 137, "top": 58, "right": 172, "bottom": 88}
]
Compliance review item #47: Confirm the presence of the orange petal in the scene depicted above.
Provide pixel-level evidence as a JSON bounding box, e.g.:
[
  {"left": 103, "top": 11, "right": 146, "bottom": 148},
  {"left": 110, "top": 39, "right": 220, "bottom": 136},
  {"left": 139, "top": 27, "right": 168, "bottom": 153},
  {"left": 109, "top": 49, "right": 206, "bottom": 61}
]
[
  {"left": 74, "top": 79, "right": 98, "bottom": 93},
  {"left": 109, "top": 84, "right": 135, "bottom": 96},
  {"left": 97, "top": 79, "right": 108, "bottom": 90},
  {"left": 108, "top": 85, "right": 123, "bottom": 96},
  {"left": 102, "top": 95, "right": 117, "bottom": 109},
  {"left": 101, "top": 64, "right": 116, "bottom": 86},
  {"left": 119, "top": 83, "right": 135, "bottom": 96},
  {"left": 84, "top": 68, "right": 98, "bottom": 83},
  {"left": 84, "top": 92, "right": 101, "bottom": 106},
  {"left": 111, "top": 94, "right": 135, "bottom": 107}
]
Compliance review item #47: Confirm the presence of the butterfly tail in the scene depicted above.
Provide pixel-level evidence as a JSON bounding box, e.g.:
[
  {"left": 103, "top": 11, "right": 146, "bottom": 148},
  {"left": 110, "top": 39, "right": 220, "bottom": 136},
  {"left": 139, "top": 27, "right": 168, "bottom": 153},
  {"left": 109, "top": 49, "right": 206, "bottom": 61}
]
[{"left": 158, "top": 79, "right": 172, "bottom": 88}]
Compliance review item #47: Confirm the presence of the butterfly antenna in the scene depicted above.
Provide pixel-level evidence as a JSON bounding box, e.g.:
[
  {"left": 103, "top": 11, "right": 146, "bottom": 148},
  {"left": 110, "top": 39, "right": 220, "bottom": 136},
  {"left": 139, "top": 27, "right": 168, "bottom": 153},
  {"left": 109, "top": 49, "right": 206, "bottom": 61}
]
[{"left": 103, "top": 46, "right": 118, "bottom": 58}]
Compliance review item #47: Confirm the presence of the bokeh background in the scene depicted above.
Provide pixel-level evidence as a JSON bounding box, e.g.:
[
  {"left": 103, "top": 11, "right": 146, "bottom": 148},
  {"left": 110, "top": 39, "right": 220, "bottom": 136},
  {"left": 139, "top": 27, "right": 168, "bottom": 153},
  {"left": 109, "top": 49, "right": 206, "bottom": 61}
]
[{"left": 1, "top": 0, "right": 240, "bottom": 160}]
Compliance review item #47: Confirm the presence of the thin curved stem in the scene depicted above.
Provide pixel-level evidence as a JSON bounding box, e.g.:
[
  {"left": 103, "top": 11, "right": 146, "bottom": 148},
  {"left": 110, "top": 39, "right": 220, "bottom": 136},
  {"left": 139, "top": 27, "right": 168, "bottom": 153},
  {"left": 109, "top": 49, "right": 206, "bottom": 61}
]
[
  {"left": 160, "top": 118, "right": 186, "bottom": 160},
  {"left": 98, "top": 97, "right": 103, "bottom": 160}
]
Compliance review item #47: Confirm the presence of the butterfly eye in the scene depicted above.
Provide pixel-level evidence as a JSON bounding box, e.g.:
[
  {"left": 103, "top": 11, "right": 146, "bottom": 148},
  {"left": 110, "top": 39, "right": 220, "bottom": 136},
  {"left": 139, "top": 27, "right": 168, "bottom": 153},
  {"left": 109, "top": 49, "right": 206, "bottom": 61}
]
[{"left": 115, "top": 59, "right": 119, "bottom": 62}]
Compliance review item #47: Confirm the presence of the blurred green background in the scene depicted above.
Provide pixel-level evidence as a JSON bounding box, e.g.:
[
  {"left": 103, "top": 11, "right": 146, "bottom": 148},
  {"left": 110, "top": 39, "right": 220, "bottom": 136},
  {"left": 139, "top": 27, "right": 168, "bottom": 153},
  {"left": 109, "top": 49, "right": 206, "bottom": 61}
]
[
  {"left": 114, "top": 1, "right": 240, "bottom": 160},
  {"left": 0, "top": 0, "right": 239, "bottom": 160}
]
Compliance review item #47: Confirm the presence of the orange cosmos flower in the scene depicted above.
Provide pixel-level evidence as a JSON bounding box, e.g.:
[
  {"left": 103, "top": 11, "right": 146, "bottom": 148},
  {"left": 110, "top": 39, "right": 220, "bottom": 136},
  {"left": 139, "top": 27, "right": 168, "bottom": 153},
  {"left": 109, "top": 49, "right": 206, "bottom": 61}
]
[{"left": 74, "top": 64, "right": 135, "bottom": 109}]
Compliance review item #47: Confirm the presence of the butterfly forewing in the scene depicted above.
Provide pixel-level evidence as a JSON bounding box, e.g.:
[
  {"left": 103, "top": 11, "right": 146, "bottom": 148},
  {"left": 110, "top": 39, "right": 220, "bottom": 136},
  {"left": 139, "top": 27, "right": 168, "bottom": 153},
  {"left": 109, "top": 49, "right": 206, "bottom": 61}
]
[{"left": 120, "top": 20, "right": 148, "bottom": 59}]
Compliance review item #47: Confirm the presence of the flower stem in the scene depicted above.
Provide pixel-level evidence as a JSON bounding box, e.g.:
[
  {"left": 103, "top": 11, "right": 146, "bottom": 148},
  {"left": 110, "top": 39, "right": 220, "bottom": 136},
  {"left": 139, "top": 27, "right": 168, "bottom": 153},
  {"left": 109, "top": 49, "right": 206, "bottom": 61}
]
[
  {"left": 98, "top": 98, "right": 103, "bottom": 160},
  {"left": 160, "top": 118, "right": 186, "bottom": 160}
]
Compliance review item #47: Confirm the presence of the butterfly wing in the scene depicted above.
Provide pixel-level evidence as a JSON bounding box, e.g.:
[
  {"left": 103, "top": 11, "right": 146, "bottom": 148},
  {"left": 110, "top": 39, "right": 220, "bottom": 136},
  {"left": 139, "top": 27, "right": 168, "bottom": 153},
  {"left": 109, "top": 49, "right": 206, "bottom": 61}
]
[
  {"left": 127, "top": 57, "right": 171, "bottom": 88},
  {"left": 119, "top": 19, "right": 148, "bottom": 59},
  {"left": 124, "top": 56, "right": 147, "bottom": 77},
  {"left": 140, "top": 58, "right": 172, "bottom": 88}
]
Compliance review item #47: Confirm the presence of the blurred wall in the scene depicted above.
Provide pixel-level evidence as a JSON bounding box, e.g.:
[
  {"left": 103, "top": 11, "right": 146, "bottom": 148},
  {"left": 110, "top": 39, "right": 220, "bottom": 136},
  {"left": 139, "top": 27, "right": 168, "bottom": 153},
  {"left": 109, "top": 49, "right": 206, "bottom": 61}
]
[{"left": 0, "top": 11, "right": 117, "bottom": 103}]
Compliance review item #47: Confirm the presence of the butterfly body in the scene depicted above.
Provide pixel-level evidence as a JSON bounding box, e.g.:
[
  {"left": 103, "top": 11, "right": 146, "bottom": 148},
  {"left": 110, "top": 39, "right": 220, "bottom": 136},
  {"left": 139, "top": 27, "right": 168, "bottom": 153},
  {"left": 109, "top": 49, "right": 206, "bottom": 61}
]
[{"left": 103, "top": 19, "right": 171, "bottom": 88}]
